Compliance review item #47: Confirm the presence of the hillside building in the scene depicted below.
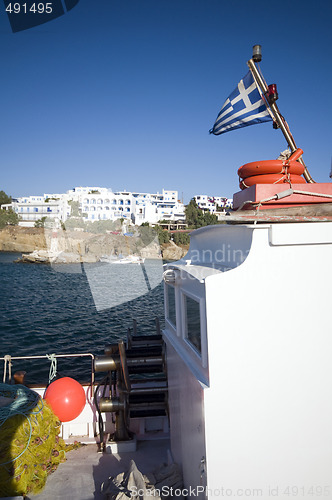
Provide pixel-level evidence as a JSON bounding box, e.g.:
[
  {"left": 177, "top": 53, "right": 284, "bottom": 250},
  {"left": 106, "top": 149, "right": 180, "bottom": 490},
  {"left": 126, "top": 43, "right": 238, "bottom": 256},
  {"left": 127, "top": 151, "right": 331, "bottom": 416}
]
[
  {"left": 194, "top": 194, "right": 233, "bottom": 213},
  {"left": 3, "top": 187, "right": 186, "bottom": 227}
]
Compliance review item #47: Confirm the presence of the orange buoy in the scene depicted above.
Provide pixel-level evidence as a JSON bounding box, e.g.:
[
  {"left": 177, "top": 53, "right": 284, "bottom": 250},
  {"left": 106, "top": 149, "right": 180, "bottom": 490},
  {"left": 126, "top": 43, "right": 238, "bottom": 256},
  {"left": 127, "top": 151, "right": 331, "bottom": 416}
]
[
  {"left": 238, "top": 160, "right": 305, "bottom": 179},
  {"left": 44, "top": 377, "right": 86, "bottom": 422},
  {"left": 239, "top": 174, "right": 306, "bottom": 190}
]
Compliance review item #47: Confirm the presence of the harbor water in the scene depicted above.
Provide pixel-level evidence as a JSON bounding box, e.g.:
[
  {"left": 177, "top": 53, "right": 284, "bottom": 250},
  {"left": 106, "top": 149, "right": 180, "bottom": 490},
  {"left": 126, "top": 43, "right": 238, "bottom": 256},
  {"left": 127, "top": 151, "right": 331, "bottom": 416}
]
[{"left": 0, "top": 252, "right": 165, "bottom": 384}]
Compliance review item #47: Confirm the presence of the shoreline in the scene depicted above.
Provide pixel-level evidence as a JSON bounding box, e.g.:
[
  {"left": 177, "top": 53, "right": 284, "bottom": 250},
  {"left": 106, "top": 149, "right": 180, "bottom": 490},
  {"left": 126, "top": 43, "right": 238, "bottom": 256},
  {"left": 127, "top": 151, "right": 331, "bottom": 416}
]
[{"left": 0, "top": 226, "right": 189, "bottom": 262}]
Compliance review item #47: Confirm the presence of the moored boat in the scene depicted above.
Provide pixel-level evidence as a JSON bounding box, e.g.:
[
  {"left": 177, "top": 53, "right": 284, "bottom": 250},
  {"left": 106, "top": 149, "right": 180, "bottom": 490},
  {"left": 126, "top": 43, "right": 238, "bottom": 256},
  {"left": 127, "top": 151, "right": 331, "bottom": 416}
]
[{"left": 100, "top": 254, "right": 145, "bottom": 264}]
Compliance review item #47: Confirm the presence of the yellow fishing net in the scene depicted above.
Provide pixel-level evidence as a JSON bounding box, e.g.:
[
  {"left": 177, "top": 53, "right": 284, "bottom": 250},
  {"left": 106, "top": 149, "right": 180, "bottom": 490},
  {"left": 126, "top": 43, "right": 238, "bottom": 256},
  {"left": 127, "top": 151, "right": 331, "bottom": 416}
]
[{"left": 0, "top": 383, "right": 82, "bottom": 497}]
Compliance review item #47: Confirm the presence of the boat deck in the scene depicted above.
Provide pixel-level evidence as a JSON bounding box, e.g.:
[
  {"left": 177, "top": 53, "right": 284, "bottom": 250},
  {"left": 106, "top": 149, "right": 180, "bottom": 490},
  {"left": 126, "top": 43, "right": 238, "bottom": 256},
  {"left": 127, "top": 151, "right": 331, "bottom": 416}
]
[{"left": 29, "top": 439, "right": 170, "bottom": 500}]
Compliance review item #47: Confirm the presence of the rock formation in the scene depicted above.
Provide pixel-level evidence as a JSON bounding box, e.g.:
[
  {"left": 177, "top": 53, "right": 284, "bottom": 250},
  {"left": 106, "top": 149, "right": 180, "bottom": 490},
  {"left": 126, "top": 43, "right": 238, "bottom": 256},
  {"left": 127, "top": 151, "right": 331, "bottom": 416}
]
[{"left": 0, "top": 226, "right": 189, "bottom": 263}]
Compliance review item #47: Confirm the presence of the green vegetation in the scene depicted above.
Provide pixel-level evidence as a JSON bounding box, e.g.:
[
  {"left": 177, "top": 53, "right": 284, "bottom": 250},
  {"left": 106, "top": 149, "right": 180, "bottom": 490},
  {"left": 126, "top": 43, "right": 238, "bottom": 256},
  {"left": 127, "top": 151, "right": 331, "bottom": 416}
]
[
  {"left": 172, "top": 232, "right": 190, "bottom": 245},
  {"left": 0, "top": 209, "right": 19, "bottom": 228},
  {"left": 34, "top": 216, "right": 47, "bottom": 228},
  {"left": 44, "top": 197, "right": 59, "bottom": 202},
  {"left": 140, "top": 222, "right": 189, "bottom": 246},
  {"left": 64, "top": 216, "right": 123, "bottom": 234},
  {"left": 0, "top": 190, "right": 19, "bottom": 228},
  {"left": 138, "top": 224, "right": 170, "bottom": 246},
  {"left": 138, "top": 225, "right": 156, "bottom": 246},
  {"left": 156, "top": 226, "right": 170, "bottom": 244},
  {"left": 185, "top": 199, "right": 218, "bottom": 228},
  {"left": 68, "top": 200, "right": 81, "bottom": 217},
  {"left": 0, "top": 190, "right": 12, "bottom": 208}
]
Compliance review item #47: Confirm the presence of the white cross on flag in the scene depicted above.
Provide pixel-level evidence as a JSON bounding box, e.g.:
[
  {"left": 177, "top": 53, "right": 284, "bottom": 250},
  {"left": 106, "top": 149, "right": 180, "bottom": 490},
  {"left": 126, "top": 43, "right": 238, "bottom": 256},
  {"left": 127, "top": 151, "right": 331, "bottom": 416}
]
[{"left": 210, "top": 71, "right": 272, "bottom": 135}]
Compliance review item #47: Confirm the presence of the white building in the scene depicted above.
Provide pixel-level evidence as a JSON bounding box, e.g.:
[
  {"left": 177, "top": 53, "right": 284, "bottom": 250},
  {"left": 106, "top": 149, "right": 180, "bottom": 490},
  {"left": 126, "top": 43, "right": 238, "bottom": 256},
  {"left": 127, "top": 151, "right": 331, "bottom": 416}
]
[
  {"left": 133, "top": 189, "right": 185, "bottom": 225},
  {"left": 77, "top": 187, "right": 185, "bottom": 225},
  {"left": 4, "top": 187, "right": 186, "bottom": 227},
  {"left": 3, "top": 196, "right": 71, "bottom": 227},
  {"left": 194, "top": 194, "right": 233, "bottom": 213},
  {"left": 80, "top": 190, "right": 134, "bottom": 222}
]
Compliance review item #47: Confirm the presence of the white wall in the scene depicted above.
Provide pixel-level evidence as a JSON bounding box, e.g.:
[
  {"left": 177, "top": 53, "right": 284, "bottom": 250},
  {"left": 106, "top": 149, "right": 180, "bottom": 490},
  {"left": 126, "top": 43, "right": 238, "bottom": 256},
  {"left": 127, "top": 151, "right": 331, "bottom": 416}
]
[{"left": 164, "top": 222, "right": 332, "bottom": 499}]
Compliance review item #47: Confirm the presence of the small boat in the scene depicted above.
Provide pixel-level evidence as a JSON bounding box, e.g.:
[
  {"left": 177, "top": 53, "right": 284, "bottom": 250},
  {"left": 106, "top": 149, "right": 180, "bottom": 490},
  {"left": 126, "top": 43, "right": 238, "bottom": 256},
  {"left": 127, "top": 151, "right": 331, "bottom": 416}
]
[
  {"left": 111, "top": 255, "right": 145, "bottom": 265},
  {"left": 100, "top": 254, "right": 145, "bottom": 264}
]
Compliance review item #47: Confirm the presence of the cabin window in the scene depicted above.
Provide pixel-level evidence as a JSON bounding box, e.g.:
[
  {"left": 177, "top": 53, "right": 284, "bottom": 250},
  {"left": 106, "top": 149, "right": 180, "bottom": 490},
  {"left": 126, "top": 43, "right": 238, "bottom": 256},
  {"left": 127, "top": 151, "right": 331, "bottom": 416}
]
[
  {"left": 184, "top": 295, "right": 201, "bottom": 354},
  {"left": 166, "top": 285, "right": 176, "bottom": 328}
]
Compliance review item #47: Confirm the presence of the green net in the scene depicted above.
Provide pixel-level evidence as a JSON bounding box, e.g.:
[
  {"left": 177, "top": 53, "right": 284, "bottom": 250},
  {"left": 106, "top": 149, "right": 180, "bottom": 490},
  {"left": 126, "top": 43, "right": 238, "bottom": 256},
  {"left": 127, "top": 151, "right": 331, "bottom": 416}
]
[{"left": 0, "top": 383, "right": 81, "bottom": 497}]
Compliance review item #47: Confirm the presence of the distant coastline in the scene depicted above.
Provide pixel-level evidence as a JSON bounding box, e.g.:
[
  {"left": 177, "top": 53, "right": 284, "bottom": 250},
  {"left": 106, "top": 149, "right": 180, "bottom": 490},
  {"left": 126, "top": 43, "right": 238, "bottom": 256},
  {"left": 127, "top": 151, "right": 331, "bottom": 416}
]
[{"left": 0, "top": 226, "right": 188, "bottom": 262}]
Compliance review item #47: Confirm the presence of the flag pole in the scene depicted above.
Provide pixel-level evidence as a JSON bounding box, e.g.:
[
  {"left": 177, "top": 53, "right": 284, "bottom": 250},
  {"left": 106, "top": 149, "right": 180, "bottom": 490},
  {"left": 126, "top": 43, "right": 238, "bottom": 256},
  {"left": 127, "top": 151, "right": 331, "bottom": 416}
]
[{"left": 247, "top": 46, "right": 314, "bottom": 183}]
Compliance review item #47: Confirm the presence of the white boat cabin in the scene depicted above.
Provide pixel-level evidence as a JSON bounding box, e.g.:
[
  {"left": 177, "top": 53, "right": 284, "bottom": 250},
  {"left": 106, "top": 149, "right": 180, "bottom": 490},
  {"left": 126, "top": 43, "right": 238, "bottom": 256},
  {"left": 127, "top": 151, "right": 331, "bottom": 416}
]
[{"left": 163, "top": 222, "right": 332, "bottom": 499}]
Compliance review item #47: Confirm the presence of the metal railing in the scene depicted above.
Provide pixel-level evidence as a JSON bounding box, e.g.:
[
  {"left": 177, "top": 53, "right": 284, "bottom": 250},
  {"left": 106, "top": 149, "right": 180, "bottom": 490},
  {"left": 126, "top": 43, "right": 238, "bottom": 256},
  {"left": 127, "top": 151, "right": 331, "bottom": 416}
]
[{"left": 1, "top": 353, "right": 95, "bottom": 396}]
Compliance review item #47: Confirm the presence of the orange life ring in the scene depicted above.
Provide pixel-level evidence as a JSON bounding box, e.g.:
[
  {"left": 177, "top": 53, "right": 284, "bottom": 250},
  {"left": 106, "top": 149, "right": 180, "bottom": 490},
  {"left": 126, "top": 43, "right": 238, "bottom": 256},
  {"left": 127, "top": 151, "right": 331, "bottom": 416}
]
[
  {"left": 238, "top": 160, "right": 305, "bottom": 179},
  {"left": 239, "top": 173, "right": 306, "bottom": 190}
]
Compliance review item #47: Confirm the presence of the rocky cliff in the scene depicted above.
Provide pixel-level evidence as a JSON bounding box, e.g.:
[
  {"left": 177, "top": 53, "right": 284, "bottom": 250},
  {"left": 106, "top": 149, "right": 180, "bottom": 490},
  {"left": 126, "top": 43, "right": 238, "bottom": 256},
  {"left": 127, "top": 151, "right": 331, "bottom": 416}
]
[
  {"left": 0, "top": 226, "right": 189, "bottom": 262},
  {"left": 0, "top": 227, "right": 47, "bottom": 253}
]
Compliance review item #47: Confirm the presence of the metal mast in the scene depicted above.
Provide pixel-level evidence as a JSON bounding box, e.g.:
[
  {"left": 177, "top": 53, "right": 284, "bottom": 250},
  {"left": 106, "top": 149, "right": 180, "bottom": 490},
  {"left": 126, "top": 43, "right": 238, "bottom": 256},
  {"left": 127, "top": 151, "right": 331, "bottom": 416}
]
[{"left": 247, "top": 45, "right": 314, "bottom": 183}]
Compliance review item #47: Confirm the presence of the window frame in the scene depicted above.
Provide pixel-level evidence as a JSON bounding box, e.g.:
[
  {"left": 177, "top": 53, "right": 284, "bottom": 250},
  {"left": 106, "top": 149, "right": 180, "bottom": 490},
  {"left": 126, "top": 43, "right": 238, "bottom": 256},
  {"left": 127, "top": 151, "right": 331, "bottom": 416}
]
[
  {"left": 165, "top": 283, "right": 178, "bottom": 335},
  {"left": 181, "top": 290, "right": 207, "bottom": 367}
]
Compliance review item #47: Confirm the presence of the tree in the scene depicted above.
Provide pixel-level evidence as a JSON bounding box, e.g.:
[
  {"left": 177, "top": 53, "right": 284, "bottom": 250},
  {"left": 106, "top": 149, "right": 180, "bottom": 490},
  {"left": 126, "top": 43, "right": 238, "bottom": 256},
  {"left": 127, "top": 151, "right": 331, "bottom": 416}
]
[
  {"left": 173, "top": 232, "right": 190, "bottom": 245},
  {"left": 0, "top": 190, "right": 12, "bottom": 208},
  {"left": 202, "top": 211, "right": 218, "bottom": 226},
  {"left": 68, "top": 200, "right": 81, "bottom": 217},
  {"left": 185, "top": 199, "right": 218, "bottom": 229},
  {"left": 0, "top": 209, "right": 19, "bottom": 228},
  {"left": 34, "top": 216, "right": 47, "bottom": 228},
  {"left": 157, "top": 228, "right": 170, "bottom": 244}
]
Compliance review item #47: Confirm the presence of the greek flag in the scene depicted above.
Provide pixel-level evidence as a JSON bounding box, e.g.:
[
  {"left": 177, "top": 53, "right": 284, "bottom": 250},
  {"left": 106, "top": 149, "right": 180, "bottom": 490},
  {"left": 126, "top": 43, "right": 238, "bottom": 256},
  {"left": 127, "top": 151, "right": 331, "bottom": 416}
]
[{"left": 210, "top": 71, "right": 271, "bottom": 135}]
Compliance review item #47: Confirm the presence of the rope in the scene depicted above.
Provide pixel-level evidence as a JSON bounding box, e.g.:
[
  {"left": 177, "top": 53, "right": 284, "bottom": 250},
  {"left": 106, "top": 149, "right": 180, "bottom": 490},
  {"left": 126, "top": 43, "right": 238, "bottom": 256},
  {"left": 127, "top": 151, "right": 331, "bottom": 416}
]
[
  {"left": 272, "top": 174, "right": 287, "bottom": 185},
  {"left": 3, "top": 355, "right": 12, "bottom": 384},
  {"left": 46, "top": 353, "right": 57, "bottom": 385}
]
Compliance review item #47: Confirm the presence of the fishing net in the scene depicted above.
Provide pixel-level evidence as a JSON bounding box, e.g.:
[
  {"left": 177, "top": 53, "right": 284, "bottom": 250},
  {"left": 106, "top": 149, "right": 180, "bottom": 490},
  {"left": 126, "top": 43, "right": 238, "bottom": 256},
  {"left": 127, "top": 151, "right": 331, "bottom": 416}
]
[{"left": 0, "top": 383, "right": 81, "bottom": 497}]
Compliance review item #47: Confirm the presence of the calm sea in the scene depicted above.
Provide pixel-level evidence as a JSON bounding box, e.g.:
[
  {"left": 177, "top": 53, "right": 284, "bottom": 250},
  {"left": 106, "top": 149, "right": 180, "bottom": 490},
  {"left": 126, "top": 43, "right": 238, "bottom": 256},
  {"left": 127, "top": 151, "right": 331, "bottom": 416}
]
[{"left": 0, "top": 252, "right": 165, "bottom": 384}]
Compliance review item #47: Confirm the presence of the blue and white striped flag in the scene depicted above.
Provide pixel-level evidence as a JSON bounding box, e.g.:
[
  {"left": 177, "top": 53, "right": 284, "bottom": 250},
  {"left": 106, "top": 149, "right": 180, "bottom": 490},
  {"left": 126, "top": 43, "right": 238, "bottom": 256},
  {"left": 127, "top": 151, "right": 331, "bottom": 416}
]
[{"left": 210, "top": 71, "right": 272, "bottom": 135}]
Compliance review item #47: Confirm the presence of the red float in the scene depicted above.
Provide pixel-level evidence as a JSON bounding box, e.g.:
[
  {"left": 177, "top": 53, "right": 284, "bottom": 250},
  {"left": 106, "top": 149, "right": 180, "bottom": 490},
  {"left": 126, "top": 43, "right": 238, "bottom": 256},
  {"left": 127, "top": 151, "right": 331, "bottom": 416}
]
[
  {"left": 44, "top": 377, "right": 86, "bottom": 422},
  {"left": 237, "top": 149, "right": 306, "bottom": 190},
  {"left": 238, "top": 160, "right": 305, "bottom": 178}
]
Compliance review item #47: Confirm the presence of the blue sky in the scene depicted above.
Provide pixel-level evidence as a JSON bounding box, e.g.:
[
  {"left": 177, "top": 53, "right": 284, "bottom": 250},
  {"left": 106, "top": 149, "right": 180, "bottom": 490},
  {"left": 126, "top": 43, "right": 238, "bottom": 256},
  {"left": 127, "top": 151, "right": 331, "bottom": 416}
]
[{"left": 1, "top": 0, "right": 331, "bottom": 202}]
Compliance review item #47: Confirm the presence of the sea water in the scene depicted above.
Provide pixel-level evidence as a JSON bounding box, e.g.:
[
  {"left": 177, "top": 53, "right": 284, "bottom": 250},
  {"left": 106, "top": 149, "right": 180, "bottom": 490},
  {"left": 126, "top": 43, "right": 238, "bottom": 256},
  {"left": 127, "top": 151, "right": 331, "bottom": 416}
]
[{"left": 0, "top": 252, "right": 165, "bottom": 384}]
